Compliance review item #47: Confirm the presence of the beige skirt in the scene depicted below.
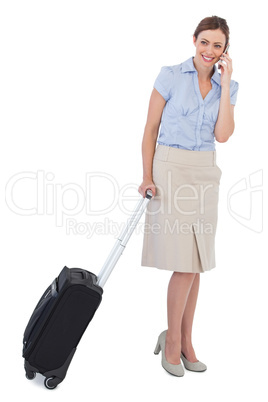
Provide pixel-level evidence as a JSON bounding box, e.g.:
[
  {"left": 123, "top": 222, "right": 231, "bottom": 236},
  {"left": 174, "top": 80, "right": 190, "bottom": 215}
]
[{"left": 141, "top": 145, "right": 222, "bottom": 273}]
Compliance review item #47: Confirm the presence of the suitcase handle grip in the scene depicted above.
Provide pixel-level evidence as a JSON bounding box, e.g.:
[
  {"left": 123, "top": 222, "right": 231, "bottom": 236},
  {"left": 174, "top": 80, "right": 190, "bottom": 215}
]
[{"left": 145, "top": 189, "right": 153, "bottom": 199}]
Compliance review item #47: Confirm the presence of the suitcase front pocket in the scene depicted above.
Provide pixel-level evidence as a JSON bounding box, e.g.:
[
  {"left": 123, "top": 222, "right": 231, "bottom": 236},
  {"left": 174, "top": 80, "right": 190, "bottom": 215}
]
[
  {"left": 32, "top": 286, "right": 102, "bottom": 370},
  {"left": 23, "top": 280, "right": 58, "bottom": 356}
]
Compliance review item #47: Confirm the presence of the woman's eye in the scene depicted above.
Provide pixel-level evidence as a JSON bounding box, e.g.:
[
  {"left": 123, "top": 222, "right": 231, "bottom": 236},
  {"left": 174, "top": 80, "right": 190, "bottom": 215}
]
[{"left": 201, "top": 41, "right": 207, "bottom": 45}]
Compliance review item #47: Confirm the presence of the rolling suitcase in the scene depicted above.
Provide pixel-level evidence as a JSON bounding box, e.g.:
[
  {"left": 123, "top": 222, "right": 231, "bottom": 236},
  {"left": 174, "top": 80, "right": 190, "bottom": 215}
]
[{"left": 22, "top": 190, "right": 153, "bottom": 389}]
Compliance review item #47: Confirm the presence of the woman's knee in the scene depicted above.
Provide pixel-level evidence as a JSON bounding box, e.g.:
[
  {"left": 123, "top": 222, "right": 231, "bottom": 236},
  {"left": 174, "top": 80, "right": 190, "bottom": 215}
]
[{"left": 173, "top": 272, "right": 196, "bottom": 279}]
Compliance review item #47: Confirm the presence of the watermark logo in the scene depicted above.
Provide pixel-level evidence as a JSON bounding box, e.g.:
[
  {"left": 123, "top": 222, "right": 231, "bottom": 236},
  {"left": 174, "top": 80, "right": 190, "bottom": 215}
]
[
  {"left": 227, "top": 169, "right": 263, "bottom": 233},
  {"left": 5, "top": 169, "right": 218, "bottom": 222},
  {"left": 5, "top": 171, "right": 139, "bottom": 227},
  {"left": 5, "top": 169, "right": 264, "bottom": 236}
]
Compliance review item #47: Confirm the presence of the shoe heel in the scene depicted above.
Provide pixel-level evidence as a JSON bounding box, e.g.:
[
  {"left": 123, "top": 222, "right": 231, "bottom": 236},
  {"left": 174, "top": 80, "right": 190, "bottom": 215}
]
[{"left": 154, "top": 339, "right": 161, "bottom": 355}]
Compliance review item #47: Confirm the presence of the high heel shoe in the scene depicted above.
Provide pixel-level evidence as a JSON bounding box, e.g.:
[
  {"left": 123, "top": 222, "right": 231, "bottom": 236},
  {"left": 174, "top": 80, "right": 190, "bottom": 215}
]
[
  {"left": 180, "top": 352, "right": 207, "bottom": 372},
  {"left": 154, "top": 330, "right": 184, "bottom": 377}
]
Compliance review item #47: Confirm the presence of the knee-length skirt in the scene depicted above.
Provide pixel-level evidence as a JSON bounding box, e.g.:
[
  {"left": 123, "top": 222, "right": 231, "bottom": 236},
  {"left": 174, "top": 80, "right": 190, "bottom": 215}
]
[{"left": 141, "top": 145, "right": 222, "bottom": 273}]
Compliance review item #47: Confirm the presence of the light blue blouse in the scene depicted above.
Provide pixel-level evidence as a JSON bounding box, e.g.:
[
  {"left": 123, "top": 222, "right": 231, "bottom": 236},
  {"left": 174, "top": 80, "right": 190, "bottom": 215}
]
[{"left": 154, "top": 57, "right": 239, "bottom": 151}]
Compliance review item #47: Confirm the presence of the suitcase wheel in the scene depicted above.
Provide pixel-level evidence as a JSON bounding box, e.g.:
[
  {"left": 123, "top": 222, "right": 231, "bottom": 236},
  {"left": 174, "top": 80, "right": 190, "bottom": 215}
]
[
  {"left": 25, "top": 371, "right": 36, "bottom": 380},
  {"left": 44, "top": 376, "right": 60, "bottom": 390}
]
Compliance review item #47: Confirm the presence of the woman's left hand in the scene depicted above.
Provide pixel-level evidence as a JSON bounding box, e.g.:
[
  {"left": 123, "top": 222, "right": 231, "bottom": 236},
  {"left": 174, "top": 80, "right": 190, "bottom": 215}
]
[{"left": 218, "top": 52, "right": 233, "bottom": 88}]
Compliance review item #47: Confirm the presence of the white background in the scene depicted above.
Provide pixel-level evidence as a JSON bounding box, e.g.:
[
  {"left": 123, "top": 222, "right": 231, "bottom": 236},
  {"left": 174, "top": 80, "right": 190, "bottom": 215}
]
[{"left": 1, "top": 0, "right": 267, "bottom": 400}]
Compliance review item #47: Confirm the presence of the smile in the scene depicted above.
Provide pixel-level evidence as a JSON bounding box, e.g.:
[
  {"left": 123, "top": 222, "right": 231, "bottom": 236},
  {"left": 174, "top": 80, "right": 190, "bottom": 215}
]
[{"left": 202, "top": 55, "right": 214, "bottom": 62}]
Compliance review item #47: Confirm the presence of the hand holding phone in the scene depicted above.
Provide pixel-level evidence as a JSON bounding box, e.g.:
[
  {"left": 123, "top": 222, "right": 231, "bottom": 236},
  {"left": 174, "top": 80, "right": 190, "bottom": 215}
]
[{"left": 218, "top": 44, "right": 230, "bottom": 69}]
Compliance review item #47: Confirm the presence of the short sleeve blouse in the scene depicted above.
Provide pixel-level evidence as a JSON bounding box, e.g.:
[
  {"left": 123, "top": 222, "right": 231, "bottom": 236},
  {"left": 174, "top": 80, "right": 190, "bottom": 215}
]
[{"left": 154, "top": 57, "right": 239, "bottom": 151}]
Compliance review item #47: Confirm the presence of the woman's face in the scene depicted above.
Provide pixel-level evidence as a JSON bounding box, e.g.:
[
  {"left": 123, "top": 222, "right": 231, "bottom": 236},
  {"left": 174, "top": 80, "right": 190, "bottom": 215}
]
[{"left": 193, "top": 29, "right": 227, "bottom": 67}]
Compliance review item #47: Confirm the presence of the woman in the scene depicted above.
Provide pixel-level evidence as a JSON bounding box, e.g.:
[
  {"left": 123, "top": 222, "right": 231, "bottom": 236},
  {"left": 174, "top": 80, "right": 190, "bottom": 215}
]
[{"left": 139, "top": 16, "right": 239, "bottom": 377}]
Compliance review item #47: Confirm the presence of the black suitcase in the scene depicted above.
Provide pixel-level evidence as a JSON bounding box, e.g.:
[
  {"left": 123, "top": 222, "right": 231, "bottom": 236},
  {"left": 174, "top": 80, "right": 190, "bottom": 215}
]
[
  {"left": 23, "top": 267, "right": 103, "bottom": 389},
  {"left": 22, "top": 190, "right": 152, "bottom": 389}
]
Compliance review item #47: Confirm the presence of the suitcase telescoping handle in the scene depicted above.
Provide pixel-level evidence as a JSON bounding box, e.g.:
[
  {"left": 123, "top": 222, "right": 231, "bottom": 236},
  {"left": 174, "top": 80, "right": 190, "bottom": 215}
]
[{"left": 97, "top": 189, "right": 153, "bottom": 288}]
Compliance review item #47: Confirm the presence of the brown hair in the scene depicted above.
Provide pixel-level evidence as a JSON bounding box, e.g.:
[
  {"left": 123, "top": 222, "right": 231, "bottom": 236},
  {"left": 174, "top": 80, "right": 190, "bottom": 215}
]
[{"left": 193, "top": 16, "right": 229, "bottom": 46}]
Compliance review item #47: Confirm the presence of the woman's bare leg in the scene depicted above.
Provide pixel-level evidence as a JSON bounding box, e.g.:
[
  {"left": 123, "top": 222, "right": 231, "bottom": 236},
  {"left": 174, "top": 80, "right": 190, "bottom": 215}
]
[
  {"left": 181, "top": 273, "right": 200, "bottom": 362},
  {"left": 165, "top": 272, "right": 196, "bottom": 364}
]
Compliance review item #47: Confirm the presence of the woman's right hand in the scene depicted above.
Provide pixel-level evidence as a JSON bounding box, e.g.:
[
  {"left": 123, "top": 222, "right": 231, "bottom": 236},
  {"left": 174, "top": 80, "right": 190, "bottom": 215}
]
[{"left": 138, "top": 179, "right": 156, "bottom": 198}]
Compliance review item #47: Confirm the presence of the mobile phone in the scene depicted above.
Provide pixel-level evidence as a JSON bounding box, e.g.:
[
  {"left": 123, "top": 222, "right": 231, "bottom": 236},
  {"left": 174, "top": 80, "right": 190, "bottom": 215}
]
[{"left": 218, "top": 44, "right": 230, "bottom": 69}]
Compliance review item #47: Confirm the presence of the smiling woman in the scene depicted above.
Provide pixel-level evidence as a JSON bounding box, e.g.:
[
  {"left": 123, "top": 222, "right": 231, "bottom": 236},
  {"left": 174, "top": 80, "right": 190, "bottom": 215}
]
[
  {"left": 139, "top": 15, "right": 239, "bottom": 377},
  {"left": 193, "top": 29, "right": 226, "bottom": 67}
]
